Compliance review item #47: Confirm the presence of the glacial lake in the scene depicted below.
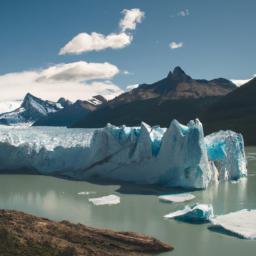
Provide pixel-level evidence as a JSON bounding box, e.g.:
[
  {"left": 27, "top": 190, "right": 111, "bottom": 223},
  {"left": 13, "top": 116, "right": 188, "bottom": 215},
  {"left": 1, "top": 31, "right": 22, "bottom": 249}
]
[{"left": 0, "top": 147, "right": 256, "bottom": 256}]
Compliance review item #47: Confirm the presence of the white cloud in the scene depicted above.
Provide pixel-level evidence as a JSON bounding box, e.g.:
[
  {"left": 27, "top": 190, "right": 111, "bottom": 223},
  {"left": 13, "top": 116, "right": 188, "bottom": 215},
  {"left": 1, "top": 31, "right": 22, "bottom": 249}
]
[
  {"left": 169, "top": 41, "right": 183, "bottom": 49},
  {"left": 178, "top": 9, "right": 190, "bottom": 17},
  {"left": 119, "top": 8, "right": 145, "bottom": 32},
  {"left": 231, "top": 75, "right": 256, "bottom": 86},
  {"left": 126, "top": 84, "right": 139, "bottom": 91},
  {"left": 59, "top": 8, "right": 144, "bottom": 55},
  {"left": 59, "top": 32, "right": 132, "bottom": 55},
  {"left": 0, "top": 61, "right": 123, "bottom": 102},
  {"left": 38, "top": 61, "right": 119, "bottom": 81},
  {"left": 123, "top": 70, "right": 132, "bottom": 75}
]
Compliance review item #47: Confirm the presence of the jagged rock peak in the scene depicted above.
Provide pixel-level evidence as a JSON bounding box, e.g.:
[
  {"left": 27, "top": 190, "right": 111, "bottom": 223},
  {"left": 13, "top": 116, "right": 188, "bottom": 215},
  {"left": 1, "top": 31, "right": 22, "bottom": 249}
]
[
  {"left": 93, "top": 95, "right": 108, "bottom": 104},
  {"left": 57, "top": 97, "right": 72, "bottom": 108},
  {"left": 167, "top": 66, "right": 192, "bottom": 82},
  {"left": 21, "top": 93, "right": 42, "bottom": 108},
  {"left": 173, "top": 66, "right": 186, "bottom": 76}
]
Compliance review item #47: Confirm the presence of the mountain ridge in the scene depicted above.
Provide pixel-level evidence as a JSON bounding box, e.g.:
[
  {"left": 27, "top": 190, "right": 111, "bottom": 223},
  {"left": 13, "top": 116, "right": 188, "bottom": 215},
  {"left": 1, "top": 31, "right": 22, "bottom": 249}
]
[
  {"left": 201, "top": 77, "right": 256, "bottom": 144},
  {"left": 73, "top": 67, "right": 236, "bottom": 128}
]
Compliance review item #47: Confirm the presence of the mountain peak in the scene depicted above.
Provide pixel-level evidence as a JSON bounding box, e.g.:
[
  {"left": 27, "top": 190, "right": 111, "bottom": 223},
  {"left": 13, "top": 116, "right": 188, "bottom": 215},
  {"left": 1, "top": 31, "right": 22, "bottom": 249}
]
[
  {"left": 167, "top": 66, "right": 191, "bottom": 82},
  {"left": 173, "top": 66, "right": 186, "bottom": 76},
  {"left": 23, "top": 92, "right": 35, "bottom": 101},
  {"left": 21, "top": 93, "right": 40, "bottom": 108}
]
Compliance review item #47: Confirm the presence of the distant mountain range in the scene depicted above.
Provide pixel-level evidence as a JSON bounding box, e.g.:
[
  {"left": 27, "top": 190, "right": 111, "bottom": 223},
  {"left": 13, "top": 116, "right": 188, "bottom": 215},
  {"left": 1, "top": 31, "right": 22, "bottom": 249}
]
[
  {"left": 0, "top": 93, "right": 108, "bottom": 126},
  {"left": 73, "top": 66, "right": 236, "bottom": 128},
  {"left": 33, "top": 95, "right": 107, "bottom": 127},
  {"left": 0, "top": 66, "right": 255, "bottom": 144}
]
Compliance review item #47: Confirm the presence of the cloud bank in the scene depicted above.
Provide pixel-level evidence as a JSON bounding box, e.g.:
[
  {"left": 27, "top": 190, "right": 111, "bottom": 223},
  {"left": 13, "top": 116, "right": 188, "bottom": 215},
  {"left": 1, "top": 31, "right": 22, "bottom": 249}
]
[
  {"left": 0, "top": 61, "right": 123, "bottom": 102},
  {"left": 59, "top": 8, "right": 144, "bottom": 55}
]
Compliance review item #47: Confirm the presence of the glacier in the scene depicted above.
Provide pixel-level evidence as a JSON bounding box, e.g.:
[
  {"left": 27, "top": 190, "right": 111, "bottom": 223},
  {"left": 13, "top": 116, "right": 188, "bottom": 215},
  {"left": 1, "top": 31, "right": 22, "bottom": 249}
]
[
  {"left": 205, "top": 130, "right": 247, "bottom": 181},
  {"left": 0, "top": 119, "right": 247, "bottom": 189},
  {"left": 164, "top": 204, "right": 214, "bottom": 222}
]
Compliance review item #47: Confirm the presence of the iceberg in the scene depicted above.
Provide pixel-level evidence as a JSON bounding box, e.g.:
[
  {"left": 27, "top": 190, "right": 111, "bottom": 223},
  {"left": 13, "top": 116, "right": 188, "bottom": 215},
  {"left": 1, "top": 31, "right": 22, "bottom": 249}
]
[
  {"left": 158, "top": 193, "right": 195, "bottom": 203},
  {"left": 0, "top": 119, "right": 247, "bottom": 189},
  {"left": 210, "top": 209, "right": 256, "bottom": 239},
  {"left": 205, "top": 130, "right": 247, "bottom": 181},
  {"left": 88, "top": 195, "right": 120, "bottom": 206},
  {"left": 164, "top": 204, "right": 214, "bottom": 222}
]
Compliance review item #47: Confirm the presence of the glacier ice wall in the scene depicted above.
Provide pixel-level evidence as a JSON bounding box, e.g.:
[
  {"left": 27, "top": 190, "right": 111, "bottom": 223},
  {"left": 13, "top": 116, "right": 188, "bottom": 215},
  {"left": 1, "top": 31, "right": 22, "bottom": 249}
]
[
  {"left": 205, "top": 130, "right": 247, "bottom": 180},
  {"left": 0, "top": 120, "right": 248, "bottom": 189},
  {"left": 80, "top": 119, "right": 212, "bottom": 189}
]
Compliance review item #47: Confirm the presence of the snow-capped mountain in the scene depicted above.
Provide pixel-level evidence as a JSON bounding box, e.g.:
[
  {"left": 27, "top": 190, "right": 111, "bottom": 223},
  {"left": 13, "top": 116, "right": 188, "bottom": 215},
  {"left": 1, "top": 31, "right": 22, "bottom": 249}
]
[
  {"left": 0, "top": 93, "right": 109, "bottom": 126},
  {"left": 33, "top": 95, "right": 108, "bottom": 127},
  {"left": 0, "top": 93, "right": 64, "bottom": 125}
]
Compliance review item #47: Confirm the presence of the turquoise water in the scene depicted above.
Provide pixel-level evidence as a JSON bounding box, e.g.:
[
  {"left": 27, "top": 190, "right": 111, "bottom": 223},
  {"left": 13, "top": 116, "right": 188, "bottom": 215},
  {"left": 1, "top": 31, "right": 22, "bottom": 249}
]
[{"left": 0, "top": 147, "right": 255, "bottom": 255}]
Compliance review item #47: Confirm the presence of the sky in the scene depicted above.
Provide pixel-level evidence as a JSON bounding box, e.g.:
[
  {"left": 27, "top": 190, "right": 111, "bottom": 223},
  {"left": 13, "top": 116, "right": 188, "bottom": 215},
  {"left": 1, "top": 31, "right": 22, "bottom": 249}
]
[{"left": 0, "top": 0, "right": 255, "bottom": 101}]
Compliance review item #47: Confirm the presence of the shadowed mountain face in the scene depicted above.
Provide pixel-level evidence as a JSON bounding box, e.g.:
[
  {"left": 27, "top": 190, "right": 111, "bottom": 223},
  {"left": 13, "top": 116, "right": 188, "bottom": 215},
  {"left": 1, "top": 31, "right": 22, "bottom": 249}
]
[
  {"left": 33, "top": 95, "right": 107, "bottom": 127},
  {"left": 109, "top": 66, "right": 236, "bottom": 104},
  {"left": 201, "top": 77, "right": 256, "bottom": 145},
  {"left": 74, "top": 67, "right": 236, "bottom": 128}
]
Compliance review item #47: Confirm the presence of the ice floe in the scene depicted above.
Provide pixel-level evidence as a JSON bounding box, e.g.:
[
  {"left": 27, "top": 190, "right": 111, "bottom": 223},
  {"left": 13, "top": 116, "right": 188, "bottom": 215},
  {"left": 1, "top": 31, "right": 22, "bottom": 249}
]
[
  {"left": 158, "top": 193, "right": 195, "bottom": 203},
  {"left": 210, "top": 209, "right": 256, "bottom": 239},
  {"left": 88, "top": 195, "right": 120, "bottom": 206}
]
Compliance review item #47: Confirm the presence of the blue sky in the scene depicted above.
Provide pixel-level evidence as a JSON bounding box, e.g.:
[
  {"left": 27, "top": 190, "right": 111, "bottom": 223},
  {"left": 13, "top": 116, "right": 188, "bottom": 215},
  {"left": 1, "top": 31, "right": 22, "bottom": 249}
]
[{"left": 0, "top": 0, "right": 255, "bottom": 101}]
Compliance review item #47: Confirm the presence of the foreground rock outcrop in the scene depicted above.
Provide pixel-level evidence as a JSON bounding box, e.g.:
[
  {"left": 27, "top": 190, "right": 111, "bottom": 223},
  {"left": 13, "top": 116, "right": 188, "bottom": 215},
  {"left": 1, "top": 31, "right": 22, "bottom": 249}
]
[{"left": 0, "top": 210, "right": 173, "bottom": 256}]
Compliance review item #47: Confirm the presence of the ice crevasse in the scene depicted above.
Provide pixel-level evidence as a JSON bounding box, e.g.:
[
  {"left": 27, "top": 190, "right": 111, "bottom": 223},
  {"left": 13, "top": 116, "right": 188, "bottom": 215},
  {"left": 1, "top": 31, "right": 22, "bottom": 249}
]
[{"left": 0, "top": 119, "right": 247, "bottom": 189}]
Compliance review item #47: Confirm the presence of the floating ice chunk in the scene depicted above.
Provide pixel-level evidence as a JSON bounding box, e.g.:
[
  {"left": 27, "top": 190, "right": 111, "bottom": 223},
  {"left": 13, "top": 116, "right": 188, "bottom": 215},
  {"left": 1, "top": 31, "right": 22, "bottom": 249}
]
[
  {"left": 158, "top": 193, "right": 195, "bottom": 203},
  {"left": 77, "top": 191, "right": 96, "bottom": 195},
  {"left": 88, "top": 195, "right": 120, "bottom": 206},
  {"left": 164, "top": 204, "right": 214, "bottom": 222},
  {"left": 205, "top": 130, "right": 247, "bottom": 181},
  {"left": 210, "top": 209, "right": 256, "bottom": 239}
]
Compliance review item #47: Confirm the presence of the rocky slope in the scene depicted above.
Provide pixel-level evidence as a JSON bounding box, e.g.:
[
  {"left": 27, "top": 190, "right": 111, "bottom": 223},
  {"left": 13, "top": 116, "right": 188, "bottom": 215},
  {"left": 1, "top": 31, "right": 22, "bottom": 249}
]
[
  {"left": 0, "top": 210, "right": 173, "bottom": 256},
  {"left": 74, "top": 67, "right": 236, "bottom": 128},
  {"left": 201, "top": 77, "right": 256, "bottom": 144},
  {"left": 112, "top": 66, "right": 236, "bottom": 103}
]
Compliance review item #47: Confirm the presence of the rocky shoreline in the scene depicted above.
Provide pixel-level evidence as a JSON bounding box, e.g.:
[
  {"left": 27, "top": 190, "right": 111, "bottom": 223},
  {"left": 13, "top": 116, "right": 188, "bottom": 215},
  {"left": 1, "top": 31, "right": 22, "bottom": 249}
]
[{"left": 0, "top": 210, "right": 173, "bottom": 256}]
